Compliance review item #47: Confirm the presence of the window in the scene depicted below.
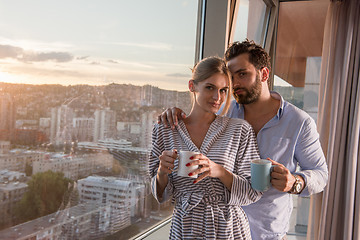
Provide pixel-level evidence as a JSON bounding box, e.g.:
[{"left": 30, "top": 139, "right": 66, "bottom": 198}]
[
  {"left": 0, "top": 1, "right": 197, "bottom": 239},
  {"left": 273, "top": 0, "right": 329, "bottom": 237},
  {"left": 233, "top": 0, "right": 270, "bottom": 46}
]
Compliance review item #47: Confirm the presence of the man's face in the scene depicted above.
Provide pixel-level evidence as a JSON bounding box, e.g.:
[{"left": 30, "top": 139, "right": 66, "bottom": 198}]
[{"left": 227, "top": 53, "right": 262, "bottom": 104}]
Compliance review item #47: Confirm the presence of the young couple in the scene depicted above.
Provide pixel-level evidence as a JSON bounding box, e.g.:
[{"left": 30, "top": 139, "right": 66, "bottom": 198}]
[{"left": 148, "top": 40, "right": 328, "bottom": 240}]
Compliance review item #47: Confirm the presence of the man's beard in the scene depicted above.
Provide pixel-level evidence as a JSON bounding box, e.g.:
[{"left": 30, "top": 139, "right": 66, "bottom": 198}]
[{"left": 233, "top": 73, "right": 262, "bottom": 105}]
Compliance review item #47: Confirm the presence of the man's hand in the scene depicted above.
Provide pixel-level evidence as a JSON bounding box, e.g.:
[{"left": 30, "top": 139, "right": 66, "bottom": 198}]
[
  {"left": 267, "top": 158, "right": 296, "bottom": 192},
  {"left": 157, "top": 107, "right": 186, "bottom": 129}
]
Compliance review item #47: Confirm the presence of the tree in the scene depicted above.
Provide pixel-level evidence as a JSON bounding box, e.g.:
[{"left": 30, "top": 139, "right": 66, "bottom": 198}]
[{"left": 15, "top": 171, "right": 73, "bottom": 222}]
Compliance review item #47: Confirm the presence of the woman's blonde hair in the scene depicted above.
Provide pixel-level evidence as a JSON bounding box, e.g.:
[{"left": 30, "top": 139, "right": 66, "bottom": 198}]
[{"left": 191, "top": 56, "right": 232, "bottom": 115}]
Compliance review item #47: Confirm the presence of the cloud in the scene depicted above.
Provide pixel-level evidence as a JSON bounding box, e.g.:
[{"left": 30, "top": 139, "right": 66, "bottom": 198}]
[
  {"left": 105, "top": 41, "right": 172, "bottom": 51},
  {"left": 0, "top": 45, "right": 23, "bottom": 58},
  {"left": 0, "top": 44, "right": 74, "bottom": 63},
  {"left": 108, "top": 59, "right": 118, "bottom": 64},
  {"left": 22, "top": 52, "right": 73, "bottom": 62},
  {"left": 166, "top": 73, "right": 191, "bottom": 78},
  {"left": 77, "top": 56, "right": 89, "bottom": 60},
  {"left": 107, "top": 58, "right": 154, "bottom": 69}
]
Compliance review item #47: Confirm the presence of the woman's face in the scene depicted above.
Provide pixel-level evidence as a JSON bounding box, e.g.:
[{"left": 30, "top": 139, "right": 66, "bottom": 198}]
[{"left": 191, "top": 73, "right": 229, "bottom": 114}]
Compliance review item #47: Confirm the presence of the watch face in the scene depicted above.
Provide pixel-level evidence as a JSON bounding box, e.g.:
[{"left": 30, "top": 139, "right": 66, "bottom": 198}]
[{"left": 295, "top": 183, "right": 302, "bottom": 193}]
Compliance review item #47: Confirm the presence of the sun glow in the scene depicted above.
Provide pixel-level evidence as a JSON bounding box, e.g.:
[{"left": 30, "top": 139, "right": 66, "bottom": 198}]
[{"left": 0, "top": 70, "right": 24, "bottom": 84}]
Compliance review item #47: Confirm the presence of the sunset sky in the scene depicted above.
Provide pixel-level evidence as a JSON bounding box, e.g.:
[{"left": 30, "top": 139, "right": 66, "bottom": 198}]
[{"left": 0, "top": 0, "right": 198, "bottom": 91}]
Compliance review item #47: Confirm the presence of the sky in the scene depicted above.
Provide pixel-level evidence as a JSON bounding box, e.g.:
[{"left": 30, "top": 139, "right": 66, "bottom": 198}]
[{"left": 0, "top": 0, "right": 198, "bottom": 91}]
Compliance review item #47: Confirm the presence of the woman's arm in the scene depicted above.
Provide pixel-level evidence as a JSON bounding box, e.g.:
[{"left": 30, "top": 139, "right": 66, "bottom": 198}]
[
  {"left": 148, "top": 124, "right": 175, "bottom": 202},
  {"left": 228, "top": 124, "right": 262, "bottom": 206},
  {"left": 155, "top": 150, "right": 177, "bottom": 198}
]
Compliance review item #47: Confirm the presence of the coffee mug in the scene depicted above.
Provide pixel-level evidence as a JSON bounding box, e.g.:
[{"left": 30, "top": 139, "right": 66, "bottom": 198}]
[
  {"left": 174, "top": 150, "right": 200, "bottom": 178},
  {"left": 251, "top": 159, "right": 274, "bottom": 191}
]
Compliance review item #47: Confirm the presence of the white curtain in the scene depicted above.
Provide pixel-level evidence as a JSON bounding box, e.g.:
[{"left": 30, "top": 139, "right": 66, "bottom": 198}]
[{"left": 307, "top": 0, "right": 360, "bottom": 239}]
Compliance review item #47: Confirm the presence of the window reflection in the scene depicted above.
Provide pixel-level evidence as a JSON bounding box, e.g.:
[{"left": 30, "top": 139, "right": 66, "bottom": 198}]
[
  {"left": 273, "top": 1, "right": 329, "bottom": 237},
  {"left": 233, "top": 0, "right": 269, "bottom": 45},
  {"left": 0, "top": 1, "right": 197, "bottom": 239}
]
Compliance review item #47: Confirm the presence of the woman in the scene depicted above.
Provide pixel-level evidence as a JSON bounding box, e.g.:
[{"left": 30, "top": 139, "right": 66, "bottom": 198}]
[{"left": 148, "top": 56, "right": 262, "bottom": 239}]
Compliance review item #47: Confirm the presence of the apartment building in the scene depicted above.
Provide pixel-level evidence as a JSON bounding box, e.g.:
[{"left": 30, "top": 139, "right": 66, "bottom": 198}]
[
  {"left": 93, "top": 108, "right": 116, "bottom": 142},
  {"left": 0, "top": 93, "right": 15, "bottom": 142},
  {"left": 0, "top": 203, "right": 113, "bottom": 240},
  {"left": 77, "top": 176, "right": 136, "bottom": 234},
  {"left": 0, "top": 181, "right": 28, "bottom": 228},
  {"left": 33, "top": 153, "right": 113, "bottom": 180},
  {"left": 0, "top": 148, "right": 45, "bottom": 173}
]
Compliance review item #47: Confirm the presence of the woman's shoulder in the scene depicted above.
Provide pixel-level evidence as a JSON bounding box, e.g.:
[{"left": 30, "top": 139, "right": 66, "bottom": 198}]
[
  {"left": 216, "top": 116, "right": 254, "bottom": 135},
  {"left": 152, "top": 122, "right": 169, "bottom": 134},
  {"left": 217, "top": 115, "right": 251, "bottom": 127},
  {"left": 153, "top": 122, "right": 182, "bottom": 136}
]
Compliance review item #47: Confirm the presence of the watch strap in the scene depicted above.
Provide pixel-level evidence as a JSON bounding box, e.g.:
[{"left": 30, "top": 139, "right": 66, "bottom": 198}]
[{"left": 288, "top": 174, "right": 302, "bottom": 194}]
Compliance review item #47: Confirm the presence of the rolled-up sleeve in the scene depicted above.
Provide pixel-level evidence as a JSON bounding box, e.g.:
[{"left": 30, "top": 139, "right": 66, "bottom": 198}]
[
  {"left": 295, "top": 118, "right": 328, "bottom": 196},
  {"left": 228, "top": 126, "right": 262, "bottom": 206}
]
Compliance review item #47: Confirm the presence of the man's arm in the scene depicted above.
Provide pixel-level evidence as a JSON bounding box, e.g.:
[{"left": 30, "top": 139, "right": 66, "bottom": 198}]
[
  {"left": 293, "top": 117, "right": 328, "bottom": 196},
  {"left": 269, "top": 159, "right": 304, "bottom": 192},
  {"left": 157, "top": 107, "right": 187, "bottom": 129},
  {"left": 269, "top": 117, "right": 328, "bottom": 195}
]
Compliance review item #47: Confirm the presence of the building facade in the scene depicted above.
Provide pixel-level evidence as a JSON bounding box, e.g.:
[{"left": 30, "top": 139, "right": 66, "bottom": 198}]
[
  {"left": 0, "top": 181, "right": 28, "bottom": 228},
  {"left": 50, "top": 105, "right": 74, "bottom": 145},
  {"left": 77, "top": 176, "right": 134, "bottom": 234},
  {"left": 93, "top": 109, "right": 116, "bottom": 142},
  {"left": 33, "top": 153, "right": 113, "bottom": 180},
  {"left": 0, "top": 93, "right": 15, "bottom": 142}
]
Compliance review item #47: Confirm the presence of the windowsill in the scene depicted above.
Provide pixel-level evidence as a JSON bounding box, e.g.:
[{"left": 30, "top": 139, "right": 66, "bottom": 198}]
[{"left": 131, "top": 216, "right": 172, "bottom": 240}]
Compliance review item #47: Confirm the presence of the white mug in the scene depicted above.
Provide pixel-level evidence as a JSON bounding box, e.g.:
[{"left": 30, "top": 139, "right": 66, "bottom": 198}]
[{"left": 175, "top": 150, "right": 200, "bottom": 178}]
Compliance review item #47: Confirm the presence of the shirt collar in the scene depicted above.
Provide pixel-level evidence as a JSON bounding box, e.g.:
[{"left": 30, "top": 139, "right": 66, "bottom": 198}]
[
  {"left": 270, "top": 91, "right": 284, "bottom": 119},
  {"left": 235, "top": 91, "right": 285, "bottom": 119}
]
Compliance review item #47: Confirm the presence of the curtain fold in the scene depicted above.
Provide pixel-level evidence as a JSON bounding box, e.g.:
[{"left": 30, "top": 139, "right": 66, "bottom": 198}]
[{"left": 307, "top": 0, "right": 360, "bottom": 239}]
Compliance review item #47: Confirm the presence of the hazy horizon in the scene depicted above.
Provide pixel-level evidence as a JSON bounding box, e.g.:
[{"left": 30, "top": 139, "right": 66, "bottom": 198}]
[{"left": 0, "top": 0, "right": 197, "bottom": 91}]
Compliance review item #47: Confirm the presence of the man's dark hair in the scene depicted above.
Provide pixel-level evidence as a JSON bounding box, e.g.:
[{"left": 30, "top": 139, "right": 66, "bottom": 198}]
[{"left": 225, "top": 39, "right": 271, "bottom": 72}]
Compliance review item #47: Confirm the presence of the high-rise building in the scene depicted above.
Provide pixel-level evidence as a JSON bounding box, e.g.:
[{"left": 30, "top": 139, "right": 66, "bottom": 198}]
[
  {"left": 78, "top": 176, "right": 135, "bottom": 233},
  {"left": 72, "top": 117, "right": 94, "bottom": 142},
  {"left": 140, "top": 110, "right": 159, "bottom": 148},
  {"left": 50, "top": 105, "right": 74, "bottom": 145},
  {"left": 39, "top": 117, "right": 51, "bottom": 138},
  {"left": 0, "top": 93, "right": 15, "bottom": 142},
  {"left": 93, "top": 108, "right": 116, "bottom": 142}
]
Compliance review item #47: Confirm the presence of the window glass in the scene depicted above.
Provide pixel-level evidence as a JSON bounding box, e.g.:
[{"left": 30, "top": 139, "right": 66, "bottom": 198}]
[
  {"left": 233, "top": 0, "right": 269, "bottom": 45},
  {"left": 273, "top": 1, "right": 329, "bottom": 238},
  {"left": 0, "top": 1, "right": 197, "bottom": 239}
]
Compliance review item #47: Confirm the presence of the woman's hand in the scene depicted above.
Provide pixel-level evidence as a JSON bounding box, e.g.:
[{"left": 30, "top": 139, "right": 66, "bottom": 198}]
[
  {"left": 157, "top": 149, "right": 177, "bottom": 176},
  {"left": 187, "top": 153, "right": 233, "bottom": 190}
]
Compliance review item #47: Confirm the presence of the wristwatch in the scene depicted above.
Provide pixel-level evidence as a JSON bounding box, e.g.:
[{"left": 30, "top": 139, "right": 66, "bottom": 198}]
[{"left": 288, "top": 175, "right": 303, "bottom": 194}]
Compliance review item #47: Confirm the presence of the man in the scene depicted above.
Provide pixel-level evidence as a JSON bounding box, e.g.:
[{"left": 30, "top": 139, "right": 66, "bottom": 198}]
[{"left": 158, "top": 40, "right": 328, "bottom": 239}]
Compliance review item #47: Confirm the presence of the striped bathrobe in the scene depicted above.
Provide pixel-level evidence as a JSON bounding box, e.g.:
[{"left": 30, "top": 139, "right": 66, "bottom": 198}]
[{"left": 149, "top": 116, "right": 262, "bottom": 240}]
